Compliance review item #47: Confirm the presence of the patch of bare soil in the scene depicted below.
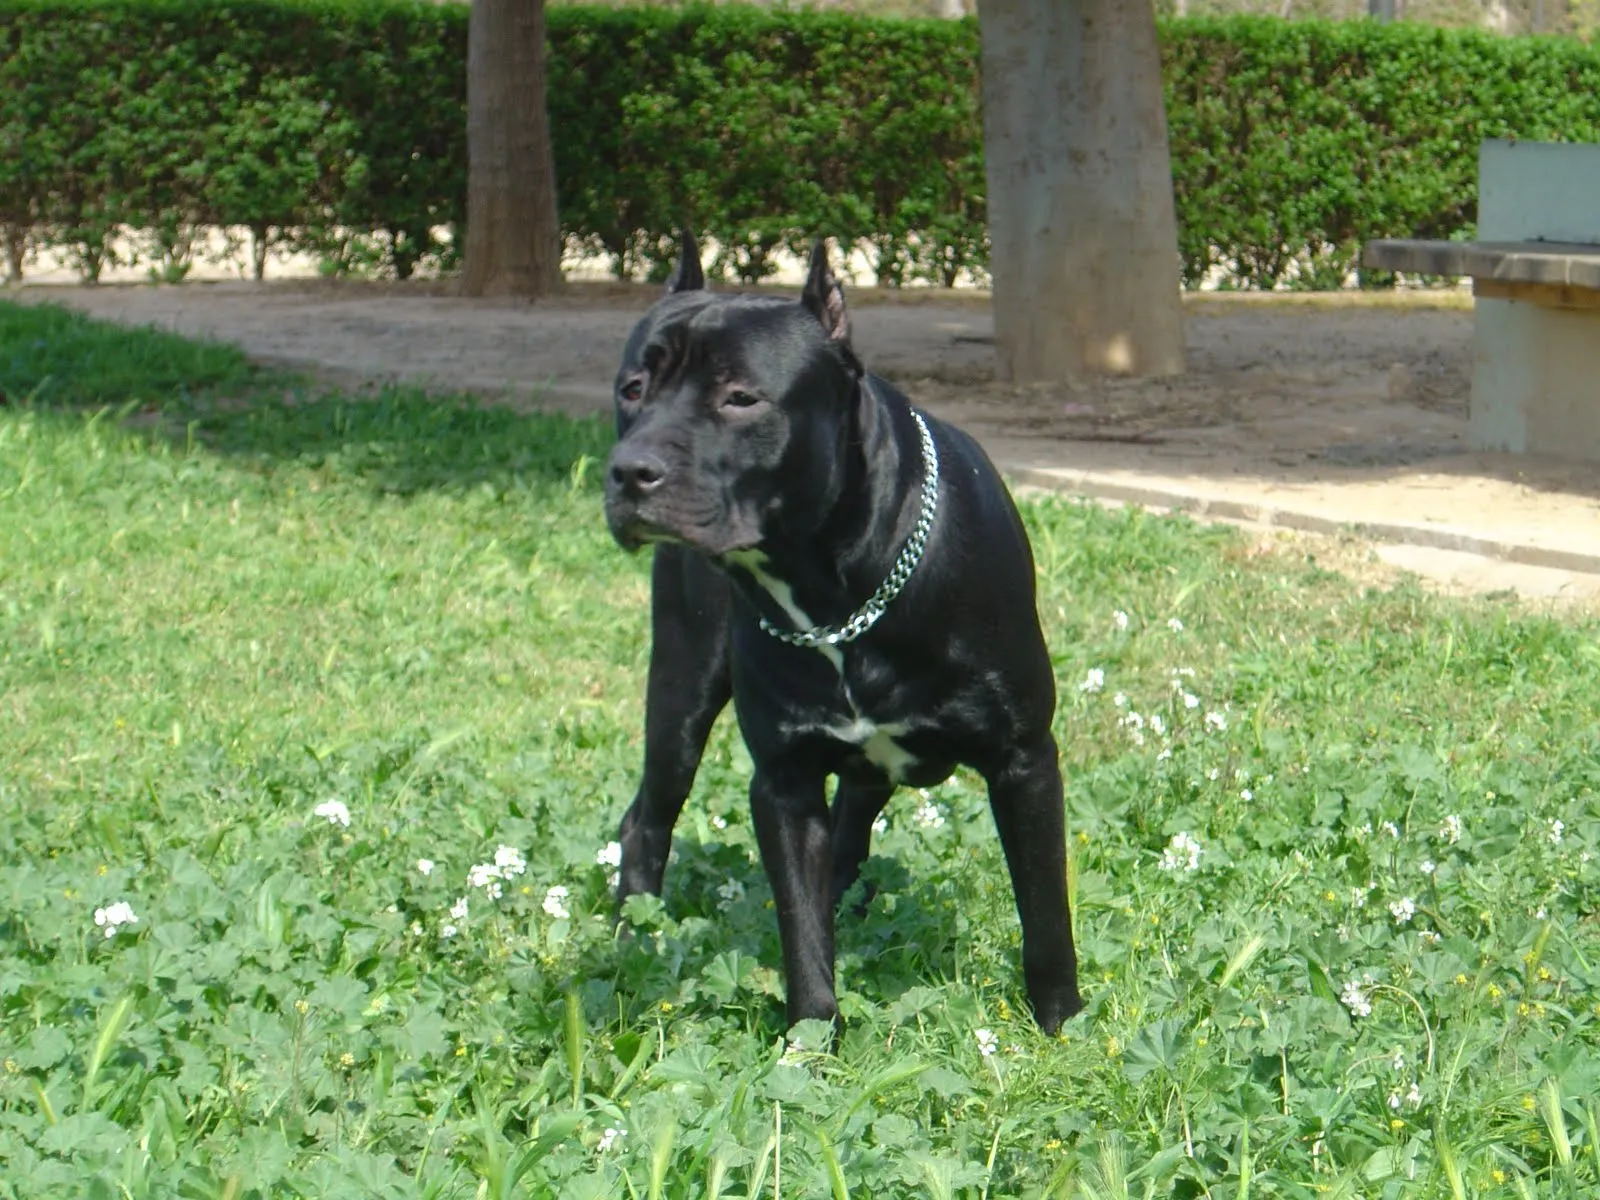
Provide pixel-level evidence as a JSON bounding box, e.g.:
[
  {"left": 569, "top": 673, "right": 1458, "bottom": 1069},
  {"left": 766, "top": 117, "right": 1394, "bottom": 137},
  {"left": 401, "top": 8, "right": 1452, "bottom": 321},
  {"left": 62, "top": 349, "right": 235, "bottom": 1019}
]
[{"left": 17, "top": 278, "right": 1472, "bottom": 453}]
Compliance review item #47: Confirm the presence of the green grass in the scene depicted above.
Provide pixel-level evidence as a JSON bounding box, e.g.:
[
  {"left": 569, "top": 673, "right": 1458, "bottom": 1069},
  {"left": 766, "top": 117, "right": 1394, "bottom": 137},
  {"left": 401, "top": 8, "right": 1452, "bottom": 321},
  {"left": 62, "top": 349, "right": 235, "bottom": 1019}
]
[{"left": 2, "top": 299, "right": 1599, "bottom": 1199}]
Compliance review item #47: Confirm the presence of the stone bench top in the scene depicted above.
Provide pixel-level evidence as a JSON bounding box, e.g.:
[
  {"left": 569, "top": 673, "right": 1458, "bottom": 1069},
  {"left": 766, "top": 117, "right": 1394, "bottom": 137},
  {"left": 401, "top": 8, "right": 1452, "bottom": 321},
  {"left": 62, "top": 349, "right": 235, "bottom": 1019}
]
[{"left": 1362, "top": 239, "right": 1600, "bottom": 290}]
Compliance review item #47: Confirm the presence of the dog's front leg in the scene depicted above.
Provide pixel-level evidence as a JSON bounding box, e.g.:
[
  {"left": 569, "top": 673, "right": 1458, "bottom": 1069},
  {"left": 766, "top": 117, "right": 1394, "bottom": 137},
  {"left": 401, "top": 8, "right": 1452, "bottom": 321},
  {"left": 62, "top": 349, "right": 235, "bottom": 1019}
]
[
  {"left": 749, "top": 763, "right": 838, "bottom": 1028},
  {"left": 984, "top": 733, "right": 1083, "bottom": 1034},
  {"left": 616, "top": 546, "right": 733, "bottom": 905}
]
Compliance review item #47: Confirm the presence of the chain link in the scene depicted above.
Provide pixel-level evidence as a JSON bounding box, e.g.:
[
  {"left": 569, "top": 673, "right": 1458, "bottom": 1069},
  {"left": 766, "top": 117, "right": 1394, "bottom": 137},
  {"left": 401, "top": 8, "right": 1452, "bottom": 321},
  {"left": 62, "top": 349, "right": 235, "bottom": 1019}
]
[{"left": 759, "top": 410, "right": 940, "bottom": 649}]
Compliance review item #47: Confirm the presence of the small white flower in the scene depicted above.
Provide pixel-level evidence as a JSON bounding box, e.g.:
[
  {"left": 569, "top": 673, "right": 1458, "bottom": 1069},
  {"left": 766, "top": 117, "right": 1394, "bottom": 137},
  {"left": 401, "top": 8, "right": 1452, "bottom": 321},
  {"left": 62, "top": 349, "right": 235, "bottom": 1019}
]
[
  {"left": 1079, "top": 668, "right": 1105, "bottom": 694},
  {"left": 1168, "top": 617, "right": 1184, "bottom": 633},
  {"left": 1113, "top": 610, "right": 1130, "bottom": 632},
  {"left": 597, "top": 1127, "right": 626, "bottom": 1153},
  {"left": 1389, "top": 897, "right": 1416, "bottom": 925},
  {"left": 1352, "top": 884, "right": 1371, "bottom": 908},
  {"left": 1149, "top": 713, "right": 1166, "bottom": 737},
  {"left": 409, "top": 919, "right": 424, "bottom": 936},
  {"left": 596, "top": 842, "right": 623, "bottom": 869},
  {"left": 974, "top": 1028, "right": 998, "bottom": 1057},
  {"left": 716, "top": 878, "right": 745, "bottom": 911},
  {"left": 1391, "top": 1050, "right": 1405, "bottom": 1072},
  {"left": 440, "top": 923, "right": 458, "bottom": 939},
  {"left": 1234, "top": 767, "right": 1251, "bottom": 783},
  {"left": 1240, "top": 789, "right": 1254, "bottom": 802},
  {"left": 1419, "top": 930, "right": 1441, "bottom": 945},
  {"left": 493, "top": 845, "right": 526, "bottom": 877},
  {"left": 1405, "top": 1081, "right": 1421, "bottom": 1106},
  {"left": 313, "top": 799, "right": 351, "bottom": 827},
  {"left": 93, "top": 901, "right": 139, "bottom": 938},
  {"left": 1535, "top": 905, "right": 1548, "bottom": 920},
  {"left": 449, "top": 896, "right": 469, "bottom": 922},
  {"left": 1157, "top": 748, "right": 1172, "bottom": 762},
  {"left": 1340, "top": 978, "right": 1373, "bottom": 1018},
  {"left": 1548, "top": 819, "right": 1565, "bottom": 845},
  {"left": 1159, "top": 832, "right": 1203, "bottom": 873},
  {"left": 1113, "top": 691, "right": 1128, "bottom": 708},
  {"left": 915, "top": 802, "right": 944, "bottom": 829},
  {"left": 1419, "top": 859, "right": 1435, "bottom": 876},
  {"left": 710, "top": 814, "right": 728, "bottom": 831},
  {"left": 872, "top": 816, "right": 888, "bottom": 835},
  {"left": 483, "top": 880, "right": 503, "bottom": 901},
  {"left": 1120, "top": 711, "right": 1145, "bottom": 731},
  {"left": 1206, "top": 767, "right": 1221, "bottom": 781},
  {"left": 1381, "top": 821, "right": 1400, "bottom": 839},
  {"left": 416, "top": 858, "right": 435, "bottom": 877},
  {"left": 1183, "top": 692, "right": 1200, "bottom": 710},
  {"left": 1388, "top": 1090, "right": 1402, "bottom": 1111},
  {"left": 542, "top": 886, "right": 570, "bottom": 919},
  {"left": 467, "top": 862, "right": 502, "bottom": 890},
  {"left": 1440, "top": 814, "right": 1463, "bottom": 844}
]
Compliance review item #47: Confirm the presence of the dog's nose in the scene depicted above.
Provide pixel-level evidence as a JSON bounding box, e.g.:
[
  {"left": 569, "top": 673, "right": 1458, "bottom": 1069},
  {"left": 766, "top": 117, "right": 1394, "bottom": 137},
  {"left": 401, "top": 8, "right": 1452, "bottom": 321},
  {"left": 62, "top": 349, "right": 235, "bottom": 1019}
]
[{"left": 609, "top": 448, "right": 667, "bottom": 495}]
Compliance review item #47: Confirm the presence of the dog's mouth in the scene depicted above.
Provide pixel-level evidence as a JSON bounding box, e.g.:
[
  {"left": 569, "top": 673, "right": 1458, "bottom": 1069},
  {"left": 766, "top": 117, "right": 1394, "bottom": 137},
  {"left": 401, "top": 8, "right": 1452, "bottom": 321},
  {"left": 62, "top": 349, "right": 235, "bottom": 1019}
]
[
  {"left": 605, "top": 501, "right": 760, "bottom": 559},
  {"left": 608, "top": 516, "right": 676, "bottom": 553}
]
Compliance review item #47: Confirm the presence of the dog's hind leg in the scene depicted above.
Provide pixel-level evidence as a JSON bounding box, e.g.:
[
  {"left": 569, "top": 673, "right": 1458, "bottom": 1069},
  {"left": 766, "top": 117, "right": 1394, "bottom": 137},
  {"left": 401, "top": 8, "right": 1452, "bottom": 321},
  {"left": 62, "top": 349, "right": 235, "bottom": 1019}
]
[
  {"left": 828, "top": 778, "right": 894, "bottom": 913},
  {"left": 983, "top": 733, "right": 1083, "bottom": 1034},
  {"left": 616, "top": 545, "right": 732, "bottom": 905}
]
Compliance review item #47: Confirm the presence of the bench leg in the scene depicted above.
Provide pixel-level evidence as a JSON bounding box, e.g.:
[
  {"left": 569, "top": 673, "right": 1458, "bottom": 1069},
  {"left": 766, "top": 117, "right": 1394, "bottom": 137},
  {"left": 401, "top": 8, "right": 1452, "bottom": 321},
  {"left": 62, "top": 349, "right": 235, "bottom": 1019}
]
[{"left": 1471, "top": 295, "right": 1600, "bottom": 461}]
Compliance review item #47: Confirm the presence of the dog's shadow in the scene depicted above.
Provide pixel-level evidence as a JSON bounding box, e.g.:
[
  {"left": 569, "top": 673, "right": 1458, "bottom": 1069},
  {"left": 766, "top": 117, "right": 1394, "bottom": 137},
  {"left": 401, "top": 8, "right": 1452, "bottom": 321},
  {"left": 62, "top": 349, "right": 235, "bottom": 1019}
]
[{"left": 640, "top": 842, "right": 991, "bottom": 1025}]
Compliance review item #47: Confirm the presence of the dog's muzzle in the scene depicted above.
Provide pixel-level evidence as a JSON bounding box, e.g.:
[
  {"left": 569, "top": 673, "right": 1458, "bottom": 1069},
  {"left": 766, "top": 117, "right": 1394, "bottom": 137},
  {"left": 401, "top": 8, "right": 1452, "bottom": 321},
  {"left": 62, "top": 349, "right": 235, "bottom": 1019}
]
[{"left": 604, "top": 445, "right": 673, "bottom": 550}]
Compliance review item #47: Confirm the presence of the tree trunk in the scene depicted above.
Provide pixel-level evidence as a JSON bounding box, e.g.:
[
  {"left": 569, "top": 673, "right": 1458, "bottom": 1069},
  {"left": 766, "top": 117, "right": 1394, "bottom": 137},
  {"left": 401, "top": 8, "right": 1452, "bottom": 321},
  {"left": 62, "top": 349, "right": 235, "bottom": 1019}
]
[
  {"left": 2, "top": 225, "right": 24, "bottom": 284},
  {"left": 976, "top": 0, "right": 1185, "bottom": 380},
  {"left": 462, "top": 0, "right": 563, "bottom": 297}
]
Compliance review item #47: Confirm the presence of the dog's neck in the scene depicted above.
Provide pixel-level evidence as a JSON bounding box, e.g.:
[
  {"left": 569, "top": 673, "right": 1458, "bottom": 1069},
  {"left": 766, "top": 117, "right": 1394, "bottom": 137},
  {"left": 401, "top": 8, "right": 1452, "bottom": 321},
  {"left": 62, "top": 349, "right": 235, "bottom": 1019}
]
[{"left": 723, "top": 378, "right": 932, "bottom": 653}]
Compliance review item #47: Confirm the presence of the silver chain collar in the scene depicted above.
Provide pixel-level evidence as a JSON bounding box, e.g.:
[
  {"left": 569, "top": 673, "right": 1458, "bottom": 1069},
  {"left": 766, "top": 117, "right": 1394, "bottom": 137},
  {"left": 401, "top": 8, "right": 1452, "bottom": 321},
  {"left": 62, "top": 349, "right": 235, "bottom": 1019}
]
[{"left": 758, "top": 410, "right": 940, "bottom": 649}]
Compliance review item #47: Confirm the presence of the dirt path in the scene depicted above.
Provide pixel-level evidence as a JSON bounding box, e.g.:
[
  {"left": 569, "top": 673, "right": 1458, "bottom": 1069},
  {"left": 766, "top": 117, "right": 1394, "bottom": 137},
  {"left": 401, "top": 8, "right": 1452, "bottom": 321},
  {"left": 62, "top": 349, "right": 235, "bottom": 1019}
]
[{"left": 15, "top": 278, "right": 1600, "bottom": 601}]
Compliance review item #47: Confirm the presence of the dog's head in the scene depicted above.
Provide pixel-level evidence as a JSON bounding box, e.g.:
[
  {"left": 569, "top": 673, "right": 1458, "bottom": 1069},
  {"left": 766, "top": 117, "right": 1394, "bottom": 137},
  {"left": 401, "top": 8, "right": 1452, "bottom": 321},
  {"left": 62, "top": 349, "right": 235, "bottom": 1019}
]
[{"left": 603, "top": 232, "right": 863, "bottom": 558}]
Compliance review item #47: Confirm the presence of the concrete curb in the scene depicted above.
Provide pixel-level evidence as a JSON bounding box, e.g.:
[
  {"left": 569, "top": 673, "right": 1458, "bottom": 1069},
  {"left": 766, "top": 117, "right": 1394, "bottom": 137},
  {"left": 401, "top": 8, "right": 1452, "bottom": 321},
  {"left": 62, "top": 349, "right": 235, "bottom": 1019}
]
[{"left": 1003, "top": 463, "right": 1600, "bottom": 579}]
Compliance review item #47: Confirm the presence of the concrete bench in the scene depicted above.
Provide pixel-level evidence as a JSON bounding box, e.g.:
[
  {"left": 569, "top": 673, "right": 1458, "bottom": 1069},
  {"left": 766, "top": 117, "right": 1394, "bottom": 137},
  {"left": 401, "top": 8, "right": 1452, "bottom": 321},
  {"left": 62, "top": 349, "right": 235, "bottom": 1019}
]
[{"left": 1362, "top": 139, "right": 1600, "bottom": 461}]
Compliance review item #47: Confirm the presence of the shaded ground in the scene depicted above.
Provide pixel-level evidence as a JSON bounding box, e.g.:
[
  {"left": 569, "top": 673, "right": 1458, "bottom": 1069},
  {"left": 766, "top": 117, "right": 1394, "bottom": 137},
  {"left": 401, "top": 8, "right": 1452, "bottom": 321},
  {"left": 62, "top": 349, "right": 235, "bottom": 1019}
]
[{"left": 13, "top": 278, "right": 1600, "bottom": 596}]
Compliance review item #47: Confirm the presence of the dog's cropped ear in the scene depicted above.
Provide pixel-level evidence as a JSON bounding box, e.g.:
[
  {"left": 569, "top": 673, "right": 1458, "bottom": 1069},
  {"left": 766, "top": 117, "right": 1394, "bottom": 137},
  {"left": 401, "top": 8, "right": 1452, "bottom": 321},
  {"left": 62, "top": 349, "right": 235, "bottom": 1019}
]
[
  {"left": 665, "top": 230, "right": 706, "bottom": 295},
  {"left": 801, "top": 239, "right": 850, "bottom": 345}
]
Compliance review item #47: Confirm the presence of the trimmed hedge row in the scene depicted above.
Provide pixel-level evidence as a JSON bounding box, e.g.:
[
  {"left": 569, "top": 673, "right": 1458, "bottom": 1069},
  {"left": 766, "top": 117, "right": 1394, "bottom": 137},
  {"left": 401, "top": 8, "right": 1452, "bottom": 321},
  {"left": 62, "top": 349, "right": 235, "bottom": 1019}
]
[
  {"left": 1164, "top": 20, "right": 1600, "bottom": 288},
  {"left": 2, "top": 1, "right": 1599, "bottom": 288}
]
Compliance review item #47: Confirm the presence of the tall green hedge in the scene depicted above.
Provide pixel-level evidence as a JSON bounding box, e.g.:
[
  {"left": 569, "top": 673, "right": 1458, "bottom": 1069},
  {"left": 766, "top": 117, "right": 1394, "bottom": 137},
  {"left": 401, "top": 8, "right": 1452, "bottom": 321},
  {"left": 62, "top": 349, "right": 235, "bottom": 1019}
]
[
  {"left": 1164, "top": 19, "right": 1600, "bottom": 288},
  {"left": 2, "top": 1, "right": 1599, "bottom": 288}
]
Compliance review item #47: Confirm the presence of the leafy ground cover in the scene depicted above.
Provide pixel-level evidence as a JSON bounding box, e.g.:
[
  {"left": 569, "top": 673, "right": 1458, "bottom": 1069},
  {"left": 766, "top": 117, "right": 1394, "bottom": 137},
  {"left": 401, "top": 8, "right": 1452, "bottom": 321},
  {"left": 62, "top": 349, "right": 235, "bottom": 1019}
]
[{"left": 2, "top": 299, "right": 1598, "bottom": 1198}]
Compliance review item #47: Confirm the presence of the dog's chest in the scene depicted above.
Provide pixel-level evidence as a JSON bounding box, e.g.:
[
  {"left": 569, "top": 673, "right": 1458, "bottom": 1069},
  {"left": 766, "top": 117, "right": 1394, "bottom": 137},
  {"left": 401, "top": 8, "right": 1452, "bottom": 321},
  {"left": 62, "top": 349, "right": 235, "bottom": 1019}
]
[
  {"left": 729, "top": 550, "right": 937, "bottom": 783},
  {"left": 818, "top": 707, "right": 917, "bottom": 778},
  {"left": 786, "top": 657, "right": 930, "bottom": 784}
]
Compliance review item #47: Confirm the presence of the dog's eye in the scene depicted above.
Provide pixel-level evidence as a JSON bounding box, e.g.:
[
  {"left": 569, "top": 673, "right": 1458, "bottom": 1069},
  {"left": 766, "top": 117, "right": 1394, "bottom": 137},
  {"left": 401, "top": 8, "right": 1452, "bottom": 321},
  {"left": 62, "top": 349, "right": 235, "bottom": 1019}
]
[
  {"left": 724, "top": 389, "right": 761, "bottom": 409},
  {"left": 620, "top": 379, "right": 644, "bottom": 402}
]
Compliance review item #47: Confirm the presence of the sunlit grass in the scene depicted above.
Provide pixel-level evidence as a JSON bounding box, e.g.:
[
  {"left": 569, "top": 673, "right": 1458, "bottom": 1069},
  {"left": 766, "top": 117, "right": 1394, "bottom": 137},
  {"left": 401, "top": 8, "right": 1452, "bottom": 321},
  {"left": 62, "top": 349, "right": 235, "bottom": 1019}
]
[{"left": 2, "top": 301, "right": 1598, "bottom": 1198}]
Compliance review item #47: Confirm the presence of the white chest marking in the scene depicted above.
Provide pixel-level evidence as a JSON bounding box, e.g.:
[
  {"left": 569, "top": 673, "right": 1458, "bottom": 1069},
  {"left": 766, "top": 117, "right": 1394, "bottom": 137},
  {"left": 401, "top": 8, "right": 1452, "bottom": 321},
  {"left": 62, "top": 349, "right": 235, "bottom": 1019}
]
[
  {"left": 725, "top": 550, "right": 843, "bottom": 672},
  {"left": 827, "top": 717, "right": 917, "bottom": 782}
]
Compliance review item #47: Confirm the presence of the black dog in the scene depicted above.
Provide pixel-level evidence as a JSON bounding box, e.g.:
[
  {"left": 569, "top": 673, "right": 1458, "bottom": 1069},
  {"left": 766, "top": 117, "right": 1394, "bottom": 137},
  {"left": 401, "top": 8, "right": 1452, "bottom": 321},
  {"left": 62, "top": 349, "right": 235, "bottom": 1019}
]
[{"left": 603, "top": 235, "right": 1080, "bottom": 1034}]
